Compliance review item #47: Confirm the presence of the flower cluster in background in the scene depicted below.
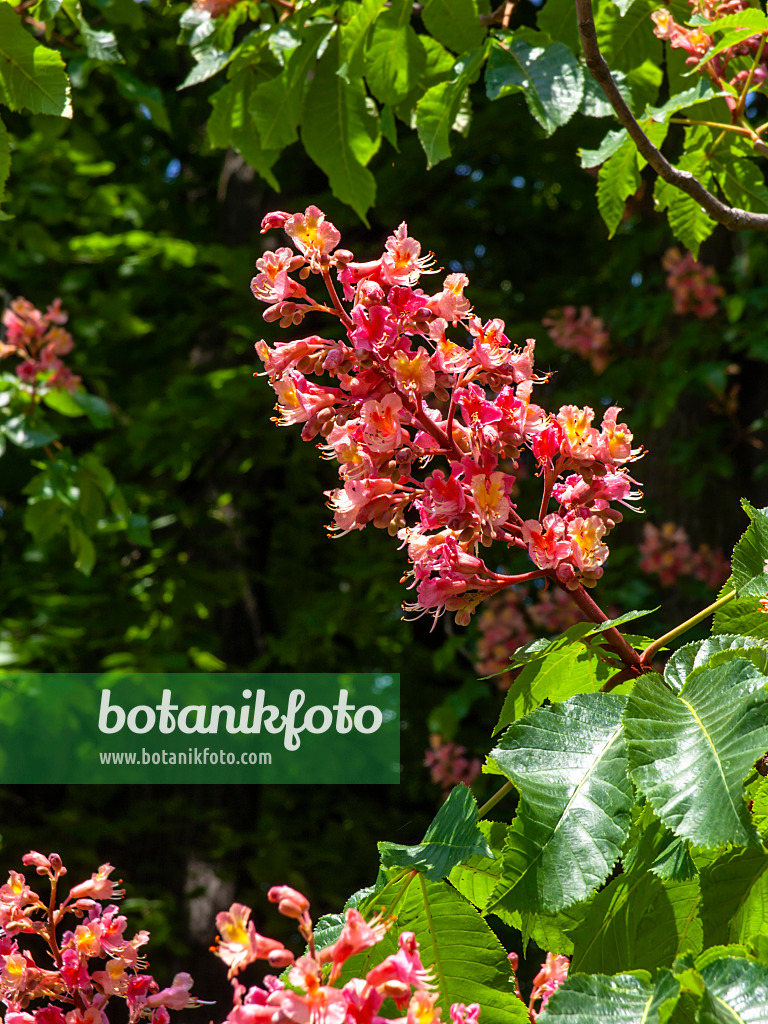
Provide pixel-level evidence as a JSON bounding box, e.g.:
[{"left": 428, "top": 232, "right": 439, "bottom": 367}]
[
  {"left": 662, "top": 247, "right": 724, "bottom": 319},
  {"left": 253, "top": 207, "right": 644, "bottom": 625},
  {"left": 542, "top": 306, "right": 611, "bottom": 374},
  {"left": 424, "top": 736, "right": 482, "bottom": 792},
  {"left": 638, "top": 521, "right": 730, "bottom": 588},
  {"left": 1, "top": 297, "right": 80, "bottom": 393}
]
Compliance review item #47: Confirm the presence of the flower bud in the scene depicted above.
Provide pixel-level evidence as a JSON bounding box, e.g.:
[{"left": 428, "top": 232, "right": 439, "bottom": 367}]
[{"left": 267, "top": 949, "right": 295, "bottom": 969}]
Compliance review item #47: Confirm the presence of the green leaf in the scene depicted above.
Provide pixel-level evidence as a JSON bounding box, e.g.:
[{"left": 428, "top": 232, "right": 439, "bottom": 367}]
[
  {"left": 665, "top": 636, "right": 768, "bottom": 693},
  {"left": 416, "top": 46, "right": 486, "bottom": 167},
  {"left": 365, "top": 1, "right": 426, "bottom": 107},
  {"left": 485, "top": 35, "right": 584, "bottom": 135},
  {"left": 597, "top": 134, "right": 640, "bottom": 237},
  {"left": 700, "top": 847, "right": 768, "bottom": 947},
  {"left": 378, "top": 784, "right": 492, "bottom": 881},
  {"left": 178, "top": 48, "right": 234, "bottom": 90},
  {"left": 421, "top": 0, "right": 484, "bottom": 54},
  {"left": 731, "top": 501, "right": 768, "bottom": 598},
  {"left": 698, "top": 956, "right": 768, "bottom": 1022},
  {"left": 73, "top": 391, "right": 112, "bottom": 429},
  {"left": 580, "top": 128, "right": 629, "bottom": 169},
  {"left": 0, "top": 114, "right": 11, "bottom": 215},
  {"left": 654, "top": 152, "right": 716, "bottom": 257},
  {"left": 252, "top": 24, "right": 330, "bottom": 151},
  {"left": 448, "top": 819, "right": 508, "bottom": 912},
  {"left": 127, "top": 513, "right": 151, "bottom": 546},
  {"left": 536, "top": 0, "right": 581, "bottom": 54},
  {"left": 42, "top": 389, "right": 87, "bottom": 418},
  {"left": 110, "top": 67, "right": 172, "bottom": 133},
  {"left": 569, "top": 872, "right": 702, "bottom": 973},
  {"left": 646, "top": 80, "right": 716, "bottom": 123},
  {"left": 69, "top": 525, "right": 95, "bottom": 576},
  {"left": 302, "top": 39, "right": 380, "bottom": 222},
  {"left": 0, "top": 5, "right": 71, "bottom": 116},
  {"left": 485, "top": 693, "right": 633, "bottom": 914},
  {"left": 539, "top": 971, "right": 681, "bottom": 1023},
  {"left": 2, "top": 415, "right": 59, "bottom": 449},
  {"left": 596, "top": 0, "right": 662, "bottom": 72},
  {"left": 495, "top": 641, "right": 613, "bottom": 732},
  {"left": 339, "top": 0, "right": 385, "bottom": 80},
  {"left": 710, "top": 152, "right": 768, "bottom": 214},
  {"left": 207, "top": 69, "right": 280, "bottom": 190},
  {"left": 355, "top": 877, "right": 530, "bottom": 1024},
  {"left": 696, "top": 9, "right": 768, "bottom": 33},
  {"left": 623, "top": 805, "right": 697, "bottom": 881},
  {"left": 624, "top": 662, "right": 768, "bottom": 848}
]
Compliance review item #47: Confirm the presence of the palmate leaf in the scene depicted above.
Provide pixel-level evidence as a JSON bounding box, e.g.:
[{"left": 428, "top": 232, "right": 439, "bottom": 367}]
[
  {"left": 538, "top": 971, "right": 681, "bottom": 1023},
  {"left": 485, "top": 693, "right": 633, "bottom": 914},
  {"left": 352, "top": 878, "right": 529, "bottom": 1024},
  {"left": 379, "top": 783, "right": 492, "bottom": 881},
  {"left": 569, "top": 870, "right": 702, "bottom": 973},
  {"left": 624, "top": 661, "right": 768, "bottom": 848},
  {"left": 0, "top": 5, "right": 71, "bottom": 117},
  {"left": 485, "top": 33, "right": 584, "bottom": 136},
  {"left": 700, "top": 847, "right": 768, "bottom": 948},
  {"left": 302, "top": 38, "right": 380, "bottom": 221}
]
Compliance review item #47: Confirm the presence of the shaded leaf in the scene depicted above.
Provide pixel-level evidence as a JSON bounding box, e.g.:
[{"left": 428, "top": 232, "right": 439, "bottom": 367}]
[
  {"left": 365, "top": 0, "right": 426, "bottom": 107},
  {"left": 597, "top": 134, "right": 640, "bottom": 237},
  {"left": 700, "top": 847, "right": 768, "bottom": 947},
  {"left": 416, "top": 47, "right": 485, "bottom": 167},
  {"left": 486, "top": 693, "right": 632, "bottom": 914},
  {"left": 539, "top": 970, "right": 680, "bottom": 1023},
  {"left": 421, "top": 0, "right": 484, "bottom": 54},
  {"left": 654, "top": 152, "right": 716, "bottom": 257},
  {"left": 596, "top": 0, "right": 662, "bottom": 72},
  {"left": 624, "top": 662, "right": 768, "bottom": 847},
  {"left": 379, "top": 784, "right": 492, "bottom": 881}
]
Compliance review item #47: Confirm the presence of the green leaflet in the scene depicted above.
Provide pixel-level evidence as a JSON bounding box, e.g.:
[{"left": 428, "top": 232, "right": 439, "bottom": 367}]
[
  {"left": 569, "top": 871, "right": 702, "bottom": 973},
  {"left": 665, "top": 636, "right": 768, "bottom": 693},
  {"left": 378, "top": 783, "right": 492, "bottom": 881},
  {"left": 595, "top": 0, "right": 663, "bottom": 71},
  {"left": 415, "top": 46, "right": 486, "bottom": 168},
  {"left": 624, "top": 662, "right": 768, "bottom": 848},
  {"left": 485, "top": 34, "right": 584, "bottom": 136},
  {"left": 486, "top": 693, "right": 633, "bottom": 914},
  {"left": 0, "top": 5, "right": 71, "bottom": 117},
  {"left": 351, "top": 877, "right": 530, "bottom": 1024},
  {"left": 700, "top": 847, "right": 768, "bottom": 948},
  {"left": 448, "top": 819, "right": 507, "bottom": 912},
  {"left": 731, "top": 501, "right": 768, "bottom": 598},
  {"left": 536, "top": 0, "right": 582, "bottom": 54},
  {"left": 252, "top": 23, "right": 330, "bottom": 151},
  {"left": 421, "top": 0, "right": 485, "bottom": 55},
  {"left": 207, "top": 69, "right": 281, "bottom": 190},
  {"left": 494, "top": 639, "right": 614, "bottom": 733},
  {"left": 0, "top": 114, "right": 10, "bottom": 218},
  {"left": 302, "top": 38, "right": 380, "bottom": 221},
  {"left": 110, "top": 67, "right": 172, "bottom": 133},
  {"left": 365, "top": 0, "right": 426, "bottom": 107},
  {"left": 698, "top": 956, "right": 768, "bottom": 1021},
  {"left": 538, "top": 971, "right": 681, "bottom": 1023},
  {"left": 597, "top": 134, "right": 640, "bottom": 237},
  {"left": 339, "top": 0, "right": 385, "bottom": 80},
  {"left": 654, "top": 152, "right": 716, "bottom": 257},
  {"left": 710, "top": 151, "right": 768, "bottom": 214}
]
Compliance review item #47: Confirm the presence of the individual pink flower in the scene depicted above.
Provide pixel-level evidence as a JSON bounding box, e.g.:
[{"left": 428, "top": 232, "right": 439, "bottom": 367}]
[
  {"left": 212, "top": 904, "right": 288, "bottom": 979},
  {"left": 318, "top": 909, "right": 390, "bottom": 981},
  {"left": 284, "top": 206, "right": 341, "bottom": 262},
  {"left": 69, "top": 865, "right": 123, "bottom": 903},
  {"left": 449, "top": 1004, "right": 480, "bottom": 1024},
  {"left": 521, "top": 516, "right": 571, "bottom": 570},
  {"left": 529, "top": 953, "right": 569, "bottom": 1017}
]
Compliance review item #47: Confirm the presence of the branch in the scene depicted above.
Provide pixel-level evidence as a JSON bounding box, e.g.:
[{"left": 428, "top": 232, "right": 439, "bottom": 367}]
[{"left": 574, "top": 0, "right": 768, "bottom": 232}]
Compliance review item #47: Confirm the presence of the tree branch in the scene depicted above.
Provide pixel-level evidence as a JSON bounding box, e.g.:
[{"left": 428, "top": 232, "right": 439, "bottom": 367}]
[{"left": 574, "top": 0, "right": 768, "bottom": 232}]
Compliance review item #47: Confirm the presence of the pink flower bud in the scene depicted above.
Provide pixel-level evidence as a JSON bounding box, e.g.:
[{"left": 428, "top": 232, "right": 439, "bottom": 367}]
[{"left": 266, "top": 886, "right": 309, "bottom": 917}]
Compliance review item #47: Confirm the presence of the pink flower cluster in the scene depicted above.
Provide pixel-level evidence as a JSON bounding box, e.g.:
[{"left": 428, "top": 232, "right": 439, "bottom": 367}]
[
  {"left": 424, "top": 736, "right": 482, "bottom": 792},
  {"left": 661, "top": 248, "right": 724, "bottom": 319},
  {"left": 651, "top": 0, "right": 767, "bottom": 111},
  {"left": 508, "top": 951, "right": 569, "bottom": 1021},
  {"left": 1, "top": 298, "right": 81, "bottom": 393},
  {"left": 541, "top": 306, "right": 610, "bottom": 374},
  {"left": 253, "top": 207, "right": 644, "bottom": 625},
  {"left": 212, "top": 884, "right": 481, "bottom": 1024},
  {"left": 0, "top": 853, "right": 203, "bottom": 1024},
  {"left": 638, "top": 522, "right": 730, "bottom": 588}
]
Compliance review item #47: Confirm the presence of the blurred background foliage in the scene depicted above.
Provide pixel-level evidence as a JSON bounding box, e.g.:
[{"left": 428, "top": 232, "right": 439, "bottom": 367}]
[{"left": 0, "top": 0, "right": 767, "bottom": 1006}]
